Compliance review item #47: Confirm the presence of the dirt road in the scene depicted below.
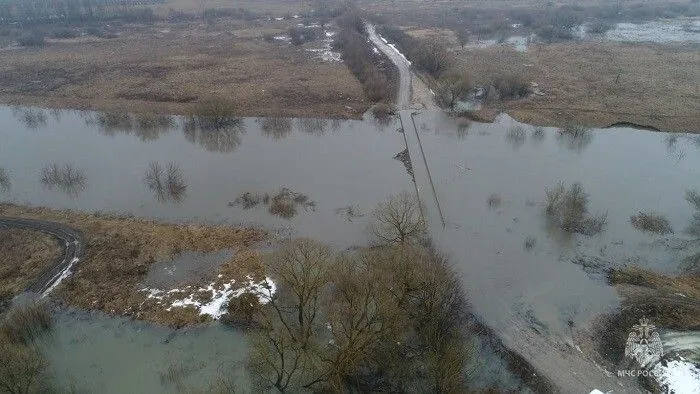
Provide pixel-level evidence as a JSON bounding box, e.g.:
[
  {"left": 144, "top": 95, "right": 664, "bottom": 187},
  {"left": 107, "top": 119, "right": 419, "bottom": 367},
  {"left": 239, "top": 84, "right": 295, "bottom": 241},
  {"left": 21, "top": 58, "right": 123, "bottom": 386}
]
[
  {"left": 0, "top": 217, "right": 82, "bottom": 297},
  {"left": 366, "top": 24, "right": 438, "bottom": 111}
]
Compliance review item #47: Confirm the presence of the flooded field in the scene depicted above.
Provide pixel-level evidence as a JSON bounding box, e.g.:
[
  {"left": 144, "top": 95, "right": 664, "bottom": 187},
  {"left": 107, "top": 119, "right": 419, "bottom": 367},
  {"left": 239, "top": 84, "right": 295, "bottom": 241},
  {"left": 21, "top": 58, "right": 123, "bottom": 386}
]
[
  {"left": 407, "top": 111, "right": 699, "bottom": 337},
  {"left": 2, "top": 105, "right": 699, "bottom": 390},
  {"left": 40, "top": 309, "right": 250, "bottom": 393}
]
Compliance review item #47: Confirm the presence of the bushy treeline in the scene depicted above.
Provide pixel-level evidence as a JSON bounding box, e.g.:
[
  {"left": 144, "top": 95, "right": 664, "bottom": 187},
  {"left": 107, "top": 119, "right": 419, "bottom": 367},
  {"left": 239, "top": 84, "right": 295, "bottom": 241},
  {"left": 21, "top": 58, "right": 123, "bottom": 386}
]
[
  {"left": 0, "top": 0, "right": 160, "bottom": 25},
  {"left": 239, "top": 193, "right": 474, "bottom": 392},
  {"left": 332, "top": 8, "right": 395, "bottom": 102}
]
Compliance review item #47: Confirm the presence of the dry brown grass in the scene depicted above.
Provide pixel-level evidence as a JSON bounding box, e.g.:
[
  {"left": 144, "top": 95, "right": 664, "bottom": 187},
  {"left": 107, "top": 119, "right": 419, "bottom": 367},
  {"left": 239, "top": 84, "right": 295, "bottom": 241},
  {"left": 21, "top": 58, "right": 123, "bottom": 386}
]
[
  {"left": 0, "top": 19, "right": 368, "bottom": 119},
  {"left": 0, "top": 203, "right": 266, "bottom": 327},
  {"left": 593, "top": 266, "right": 700, "bottom": 364},
  {"left": 0, "top": 229, "right": 60, "bottom": 302},
  {"left": 456, "top": 42, "right": 700, "bottom": 132}
]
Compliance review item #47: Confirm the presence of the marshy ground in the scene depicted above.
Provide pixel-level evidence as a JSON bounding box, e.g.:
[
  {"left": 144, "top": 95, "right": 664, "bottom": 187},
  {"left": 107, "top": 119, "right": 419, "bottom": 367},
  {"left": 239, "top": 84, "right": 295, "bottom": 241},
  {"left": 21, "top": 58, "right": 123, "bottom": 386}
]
[{"left": 0, "top": 18, "right": 368, "bottom": 119}]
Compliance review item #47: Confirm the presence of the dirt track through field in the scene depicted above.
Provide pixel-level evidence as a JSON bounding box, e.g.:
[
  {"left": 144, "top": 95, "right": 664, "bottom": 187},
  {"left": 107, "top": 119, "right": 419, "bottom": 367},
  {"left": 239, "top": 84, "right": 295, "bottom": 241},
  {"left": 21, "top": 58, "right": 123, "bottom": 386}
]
[{"left": 0, "top": 217, "right": 82, "bottom": 296}]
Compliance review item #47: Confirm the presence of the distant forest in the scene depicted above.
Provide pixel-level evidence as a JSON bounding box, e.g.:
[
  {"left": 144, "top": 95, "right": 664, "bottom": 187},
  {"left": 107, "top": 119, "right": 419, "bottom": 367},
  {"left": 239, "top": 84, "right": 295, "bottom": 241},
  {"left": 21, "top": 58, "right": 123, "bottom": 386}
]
[{"left": 0, "top": 0, "right": 164, "bottom": 24}]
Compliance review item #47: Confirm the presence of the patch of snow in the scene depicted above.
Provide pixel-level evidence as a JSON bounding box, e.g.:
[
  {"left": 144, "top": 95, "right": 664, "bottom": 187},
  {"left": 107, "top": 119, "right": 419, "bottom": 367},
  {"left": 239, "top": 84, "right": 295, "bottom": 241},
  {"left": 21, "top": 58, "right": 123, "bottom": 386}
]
[
  {"left": 141, "top": 276, "right": 277, "bottom": 319},
  {"left": 372, "top": 46, "right": 379, "bottom": 54},
  {"left": 273, "top": 35, "right": 291, "bottom": 42},
  {"left": 652, "top": 358, "right": 700, "bottom": 394},
  {"left": 325, "top": 31, "right": 336, "bottom": 38},
  {"left": 41, "top": 256, "right": 79, "bottom": 298}
]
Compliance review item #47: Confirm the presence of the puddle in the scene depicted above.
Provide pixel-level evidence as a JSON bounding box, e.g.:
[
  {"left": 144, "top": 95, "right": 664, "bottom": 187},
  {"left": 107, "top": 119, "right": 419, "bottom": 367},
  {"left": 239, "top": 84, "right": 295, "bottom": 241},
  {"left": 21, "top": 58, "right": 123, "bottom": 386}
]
[
  {"left": 39, "top": 309, "right": 250, "bottom": 393},
  {"left": 142, "top": 249, "right": 236, "bottom": 289}
]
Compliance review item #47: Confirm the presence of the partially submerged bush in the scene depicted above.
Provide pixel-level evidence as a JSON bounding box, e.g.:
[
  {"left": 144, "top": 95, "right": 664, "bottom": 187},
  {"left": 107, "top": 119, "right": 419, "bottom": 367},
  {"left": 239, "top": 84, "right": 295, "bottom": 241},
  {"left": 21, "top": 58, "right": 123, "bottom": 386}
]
[
  {"left": 487, "top": 193, "right": 502, "bottom": 208},
  {"left": 0, "top": 302, "right": 52, "bottom": 345},
  {"left": 630, "top": 212, "right": 673, "bottom": 235},
  {"left": 369, "top": 191, "right": 426, "bottom": 245},
  {"left": 372, "top": 102, "right": 396, "bottom": 119},
  {"left": 545, "top": 182, "right": 607, "bottom": 235}
]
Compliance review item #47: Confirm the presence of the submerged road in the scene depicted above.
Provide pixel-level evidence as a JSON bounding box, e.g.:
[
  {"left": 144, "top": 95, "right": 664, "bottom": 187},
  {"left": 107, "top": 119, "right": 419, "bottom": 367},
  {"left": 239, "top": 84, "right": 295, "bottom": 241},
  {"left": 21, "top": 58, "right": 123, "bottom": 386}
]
[
  {"left": 368, "top": 24, "right": 642, "bottom": 393},
  {"left": 0, "top": 217, "right": 83, "bottom": 297}
]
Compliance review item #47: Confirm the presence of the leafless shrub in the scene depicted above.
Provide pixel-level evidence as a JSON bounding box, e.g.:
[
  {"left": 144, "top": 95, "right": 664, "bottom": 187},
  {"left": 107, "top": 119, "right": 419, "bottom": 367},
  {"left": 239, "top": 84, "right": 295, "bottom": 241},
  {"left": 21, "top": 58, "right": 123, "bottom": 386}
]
[
  {"left": 531, "top": 126, "right": 545, "bottom": 142},
  {"left": 298, "top": 118, "right": 328, "bottom": 136},
  {"left": 439, "top": 72, "right": 473, "bottom": 110},
  {"left": 524, "top": 236, "right": 537, "bottom": 250},
  {"left": 0, "top": 302, "right": 52, "bottom": 345},
  {"left": 506, "top": 125, "right": 526, "bottom": 148},
  {"left": 491, "top": 75, "right": 529, "bottom": 100},
  {"left": 370, "top": 191, "right": 426, "bottom": 245},
  {"left": 545, "top": 182, "right": 607, "bottom": 235},
  {"left": 630, "top": 212, "right": 673, "bottom": 235},
  {"left": 0, "top": 168, "right": 9, "bottom": 193},
  {"left": 487, "top": 193, "right": 502, "bottom": 208},
  {"left": 260, "top": 117, "right": 293, "bottom": 140},
  {"left": 557, "top": 123, "right": 592, "bottom": 152},
  {"left": 0, "top": 336, "right": 46, "bottom": 394},
  {"left": 144, "top": 162, "right": 187, "bottom": 203},
  {"left": 335, "top": 205, "right": 364, "bottom": 222},
  {"left": 372, "top": 102, "right": 396, "bottom": 120},
  {"left": 40, "top": 163, "right": 87, "bottom": 197},
  {"left": 12, "top": 107, "right": 47, "bottom": 130},
  {"left": 233, "top": 188, "right": 314, "bottom": 219},
  {"left": 182, "top": 109, "right": 245, "bottom": 153}
]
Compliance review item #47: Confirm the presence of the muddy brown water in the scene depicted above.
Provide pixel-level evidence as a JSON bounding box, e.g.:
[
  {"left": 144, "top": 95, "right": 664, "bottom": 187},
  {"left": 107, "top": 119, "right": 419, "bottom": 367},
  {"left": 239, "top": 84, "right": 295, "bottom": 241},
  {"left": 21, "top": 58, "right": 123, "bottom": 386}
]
[{"left": 2, "top": 106, "right": 699, "bottom": 391}]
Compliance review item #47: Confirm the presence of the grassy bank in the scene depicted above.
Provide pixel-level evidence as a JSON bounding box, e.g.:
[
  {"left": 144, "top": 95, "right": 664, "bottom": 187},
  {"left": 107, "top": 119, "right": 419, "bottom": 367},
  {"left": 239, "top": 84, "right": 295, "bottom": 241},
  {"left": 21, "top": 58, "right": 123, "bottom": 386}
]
[
  {"left": 0, "top": 204, "right": 265, "bottom": 327},
  {"left": 0, "top": 229, "right": 60, "bottom": 304}
]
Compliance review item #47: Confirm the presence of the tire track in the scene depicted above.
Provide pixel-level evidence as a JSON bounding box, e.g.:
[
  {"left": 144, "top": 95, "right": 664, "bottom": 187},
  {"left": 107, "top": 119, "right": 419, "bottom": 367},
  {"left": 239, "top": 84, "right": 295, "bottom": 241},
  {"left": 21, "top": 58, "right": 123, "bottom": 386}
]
[{"left": 0, "top": 216, "right": 83, "bottom": 297}]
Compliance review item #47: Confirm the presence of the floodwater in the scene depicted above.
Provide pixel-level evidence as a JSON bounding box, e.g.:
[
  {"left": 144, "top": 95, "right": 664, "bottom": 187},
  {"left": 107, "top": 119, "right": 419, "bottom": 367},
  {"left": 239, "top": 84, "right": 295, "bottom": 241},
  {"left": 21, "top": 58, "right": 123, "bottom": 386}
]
[
  {"left": 604, "top": 18, "right": 700, "bottom": 43},
  {"left": 39, "top": 309, "right": 249, "bottom": 393},
  {"left": 0, "top": 106, "right": 409, "bottom": 249},
  {"left": 405, "top": 111, "right": 700, "bottom": 338},
  {"left": 2, "top": 105, "right": 700, "bottom": 389}
]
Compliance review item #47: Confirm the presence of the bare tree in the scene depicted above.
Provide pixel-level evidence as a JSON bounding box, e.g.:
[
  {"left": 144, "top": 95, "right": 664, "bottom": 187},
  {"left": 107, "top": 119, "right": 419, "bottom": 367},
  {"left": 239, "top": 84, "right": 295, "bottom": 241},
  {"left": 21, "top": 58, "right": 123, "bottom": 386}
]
[
  {"left": 40, "top": 163, "right": 87, "bottom": 197},
  {"left": 455, "top": 29, "right": 470, "bottom": 48},
  {"left": 439, "top": 72, "right": 473, "bottom": 111},
  {"left": 369, "top": 191, "right": 426, "bottom": 245},
  {"left": 250, "top": 239, "right": 333, "bottom": 392},
  {"left": 144, "top": 161, "right": 187, "bottom": 203},
  {"left": 0, "top": 339, "right": 45, "bottom": 394}
]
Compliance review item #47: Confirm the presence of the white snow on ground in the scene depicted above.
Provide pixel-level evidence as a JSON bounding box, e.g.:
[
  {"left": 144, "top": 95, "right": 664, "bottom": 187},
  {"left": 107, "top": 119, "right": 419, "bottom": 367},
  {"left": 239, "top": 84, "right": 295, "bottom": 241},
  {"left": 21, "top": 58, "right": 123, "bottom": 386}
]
[
  {"left": 306, "top": 31, "right": 341, "bottom": 62},
  {"left": 41, "top": 256, "right": 79, "bottom": 298},
  {"left": 384, "top": 40, "right": 412, "bottom": 65},
  {"left": 142, "top": 276, "right": 276, "bottom": 319},
  {"left": 652, "top": 358, "right": 700, "bottom": 394}
]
